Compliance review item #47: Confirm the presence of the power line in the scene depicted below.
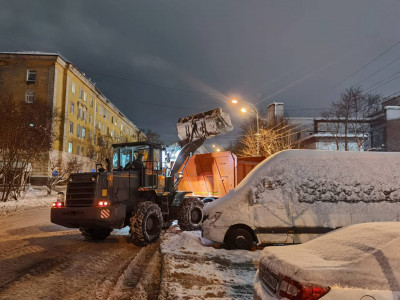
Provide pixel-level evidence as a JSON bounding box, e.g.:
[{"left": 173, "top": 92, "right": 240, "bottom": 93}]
[
  {"left": 101, "top": 88, "right": 211, "bottom": 111},
  {"left": 0, "top": 30, "right": 29, "bottom": 50},
  {"left": 351, "top": 55, "right": 400, "bottom": 88},
  {"left": 329, "top": 39, "right": 400, "bottom": 90},
  {"left": 82, "top": 69, "right": 223, "bottom": 99},
  {"left": 364, "top": 70, "right": 400, "bottom": 93}
]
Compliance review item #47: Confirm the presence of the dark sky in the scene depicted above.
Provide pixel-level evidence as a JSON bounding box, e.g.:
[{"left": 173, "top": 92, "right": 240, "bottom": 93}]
[{"left": 2, "top": 0, "right": 400, "bottom": 148}]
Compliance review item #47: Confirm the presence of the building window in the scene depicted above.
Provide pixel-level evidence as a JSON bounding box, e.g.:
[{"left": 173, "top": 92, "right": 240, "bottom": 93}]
[
  {"left": 78, "top": 105, "right": 82, "bottom": 119},
  {"left": 88, "top": 131, "right": 92, "bottom": 141},
  {"left": 77, "top": 124, "right": 81, "bottom": 137},
  {"left": 83, "top": 91, "right": 87, "bottom": 102},
  {"left": 82, "top": 127, "right": 86, "bottom": 139},
  {"left": 89, "top": 114, "right": 92, "bottom": 124},
  {"left": 69, "top": 121, "right": 74, "bottom": 134},
  {"left": 90, "top": 98, "right": 93, "bottom": 107},
  {"left": 79, "top": 87, "right": 83, "bottom": 99},
  {"left": 71, "top": 82, "right": 76, "bottom": 94},
  {"left": 98, "top": 121, "right": 101, "bottom": 130},
  {"left": 82, "top": 108, "right": 87, "bottom": 122},
  {"left": 102, "top": 124, "right": 105, "bottom": 133},
  {"left": 25, "top": 92, "right": 35, "bottom": 103},
  {"left": 76, "top": 145, "right": 80, "bottom": 155},
  {"left": 68, "top": 142, "right": 73, "bottom": 153},
  {"left": 70, "top": 102, "right": 74, "bottom": 114},
  {"left": 99, "top": 106, "right": 103, "bottom": 116},
  {"left": 26, "top": 70, "right": 37, "bottom": 84}
]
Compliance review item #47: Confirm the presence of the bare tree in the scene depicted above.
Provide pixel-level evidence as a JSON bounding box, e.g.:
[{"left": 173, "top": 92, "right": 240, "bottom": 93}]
[
  {"left": 227, "top": 111, "right": 299, "bottom": 158},
  {"left": 0, "top": 96, "right": 56, "bottom": 201},
  {"left": 140, "top": 128, "right": 163, "bottom": 144},
  {"left": 44, "top": 156, "right": 82, "bottom": 195},
  {"left": 238, "top": 120, "right": 298, "bottom": 157},
  {"left": 322, "top": 87, "right": 381, "bottom": 151}
]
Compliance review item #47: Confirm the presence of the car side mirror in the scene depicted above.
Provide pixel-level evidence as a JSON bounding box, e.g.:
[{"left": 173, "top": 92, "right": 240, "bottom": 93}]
[{"left": 248, "top": 188, "right": 256, "bottom": 206}]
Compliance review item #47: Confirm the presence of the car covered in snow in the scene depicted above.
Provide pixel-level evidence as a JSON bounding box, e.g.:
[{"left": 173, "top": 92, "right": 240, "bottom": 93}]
[
  {"left": 202, "top": 150, "right": 400, "bottom": 250},
  {"left": 254, "top": 222, "right": 400, "bottom": 300}
]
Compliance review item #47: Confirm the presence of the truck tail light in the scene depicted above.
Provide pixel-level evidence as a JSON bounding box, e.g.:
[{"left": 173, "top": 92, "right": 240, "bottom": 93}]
[
  {"left": 98, "top": 201, "right": 110, "bottom": 207},
  {"left": 279, "top": 276, "right": 330, "bottom": 300}
]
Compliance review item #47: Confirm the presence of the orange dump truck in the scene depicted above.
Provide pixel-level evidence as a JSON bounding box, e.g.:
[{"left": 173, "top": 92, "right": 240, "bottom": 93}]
[{"left": 178, "top": 151, "right": 265, "bottom": 202}]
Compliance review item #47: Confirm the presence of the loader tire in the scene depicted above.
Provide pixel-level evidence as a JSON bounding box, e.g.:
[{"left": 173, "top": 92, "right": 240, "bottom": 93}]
[
  {"left": 177, "top": 198, "right": 204, "bottom": 231},
  {"left": 130, "top": 201, "right": 163, "bottom": 247},
  {"left": 80, "top": 227, "right": 112, "bottom": 240}
]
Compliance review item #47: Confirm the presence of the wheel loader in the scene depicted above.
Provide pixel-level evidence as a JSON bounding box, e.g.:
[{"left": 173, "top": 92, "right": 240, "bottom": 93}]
[{"left": 51, "top": 108, "right": 232, "bottom": 246}]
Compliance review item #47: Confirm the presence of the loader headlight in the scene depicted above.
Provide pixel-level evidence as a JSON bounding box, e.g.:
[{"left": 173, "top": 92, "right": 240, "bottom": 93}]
[
  {"left": 91, "top": 176, "right": 96, "bottom": 182},
  {"left": 57, "top": 192, "right": 65, "bottom": 203}
]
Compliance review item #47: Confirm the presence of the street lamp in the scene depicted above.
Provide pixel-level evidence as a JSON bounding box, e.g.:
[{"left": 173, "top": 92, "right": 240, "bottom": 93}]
[{"left": 231, "top": 99, "right": 260, "bottom": 155}]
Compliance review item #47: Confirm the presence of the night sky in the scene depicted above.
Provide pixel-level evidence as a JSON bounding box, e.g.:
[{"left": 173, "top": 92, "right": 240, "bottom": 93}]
[{"left": 2, "top": 0, "right": 400, "bottom": 148}]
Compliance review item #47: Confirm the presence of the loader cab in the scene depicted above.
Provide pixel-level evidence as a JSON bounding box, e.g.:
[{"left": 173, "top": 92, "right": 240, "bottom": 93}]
[{"left": 112, "top": 142, "right": 167, "bottom": 190}]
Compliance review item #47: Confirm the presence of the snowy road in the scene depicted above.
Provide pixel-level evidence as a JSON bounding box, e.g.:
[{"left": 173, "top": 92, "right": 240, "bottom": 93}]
[{"left": 0, "top": 207, "right": 161, "bottom": 300}]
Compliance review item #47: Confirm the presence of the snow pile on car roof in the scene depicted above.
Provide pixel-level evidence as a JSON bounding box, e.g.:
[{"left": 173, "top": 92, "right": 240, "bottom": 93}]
[{"left": 261, "top": 222, "right": 400, "bottom": 290}]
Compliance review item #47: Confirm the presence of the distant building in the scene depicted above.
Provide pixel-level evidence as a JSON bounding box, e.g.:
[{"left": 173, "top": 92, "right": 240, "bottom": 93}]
[
  {"left": 369, "top": 96, "right": 400, "bottom": 151},
  {"left": 266, "top": 102, "right": 284, "bottom": 127},
  {"left": 0, "top": 52, "right": 146, "bottom": 183},
  {"left": 266, "top": 102, "right": 370, "bottom": 151},
  {"left": 298, "top": 118, "right": 370, "bottom": 151}
]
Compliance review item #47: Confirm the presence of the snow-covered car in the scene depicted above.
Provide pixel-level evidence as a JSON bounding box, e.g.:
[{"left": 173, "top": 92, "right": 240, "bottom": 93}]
[
  {"left": 202, "top": 150, "right": 400, "bottom": 250},
  {"left": 254, "top": 222, "right": 400, "bottom": 300}
]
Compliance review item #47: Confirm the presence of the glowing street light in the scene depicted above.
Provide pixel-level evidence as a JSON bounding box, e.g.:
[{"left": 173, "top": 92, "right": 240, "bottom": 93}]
[{"left": 231, "top": 98, "right": 260, "bottom": 155}]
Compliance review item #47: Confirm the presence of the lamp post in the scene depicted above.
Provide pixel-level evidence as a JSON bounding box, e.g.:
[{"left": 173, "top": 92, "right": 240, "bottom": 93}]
[{"left": 231, "top": 99, "right": 260, "bottom": 155}]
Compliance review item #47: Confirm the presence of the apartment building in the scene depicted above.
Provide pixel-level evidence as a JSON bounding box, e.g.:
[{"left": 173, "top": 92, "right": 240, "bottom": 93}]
[{"left": 0, "top": 51, "right": 146, "bottom": 183}]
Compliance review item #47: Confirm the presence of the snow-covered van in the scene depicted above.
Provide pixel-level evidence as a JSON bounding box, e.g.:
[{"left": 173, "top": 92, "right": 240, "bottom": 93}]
[{"left": 202, "top": 150, "right": 400, "bottom": 250}]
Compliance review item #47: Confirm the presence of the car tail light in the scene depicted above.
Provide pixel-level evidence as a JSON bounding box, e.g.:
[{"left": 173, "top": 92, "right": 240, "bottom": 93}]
[
  {"left": 98, "top": 201, "right": 110, "bottom": 207},
  {"left": 52, "top": 201, "right": 64, "bottom": 208},
  {"left": 279, "top": 276, "right": 330, "bottom": 300}
]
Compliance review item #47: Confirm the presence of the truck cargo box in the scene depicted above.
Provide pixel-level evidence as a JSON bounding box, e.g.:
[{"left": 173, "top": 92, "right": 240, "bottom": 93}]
[{"left": 178, "top": 151, "right": 265, "bottom": 200}]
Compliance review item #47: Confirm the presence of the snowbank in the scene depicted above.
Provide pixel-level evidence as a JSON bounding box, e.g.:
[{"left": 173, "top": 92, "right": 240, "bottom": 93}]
[
  {"left": 159, "top": 228, "right": 261, "bottom": 299},
  {"left": 0, "top": 186, "right": 58, "bottom": 216},
  {"left": 260, "top": 222, "right": 400, "bottom": 291}
]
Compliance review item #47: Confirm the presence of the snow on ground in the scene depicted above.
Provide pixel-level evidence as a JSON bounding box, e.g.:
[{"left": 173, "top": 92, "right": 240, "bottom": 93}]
[
  {"left": 159, "top": 227, "right": 261, "bottom": 299},
  {"left": 0, "top": 186, "right": 58, "bottom": 216}
]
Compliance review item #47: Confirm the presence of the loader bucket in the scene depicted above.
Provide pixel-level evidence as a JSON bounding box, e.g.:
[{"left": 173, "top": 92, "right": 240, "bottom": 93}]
[{"left": 176, "top": 108, "right": 233, "bottom": 145}]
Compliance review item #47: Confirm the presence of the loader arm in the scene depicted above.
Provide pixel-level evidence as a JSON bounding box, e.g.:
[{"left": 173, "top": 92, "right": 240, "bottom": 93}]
[{"left": 170, "top": 137, "right": 206, "bottom": 179}]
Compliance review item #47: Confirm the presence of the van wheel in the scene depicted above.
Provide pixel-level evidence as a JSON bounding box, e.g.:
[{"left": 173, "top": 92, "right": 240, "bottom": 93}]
[
  {"left": 130, "top": 201, "right": 163, "bottom": 247},
  {"left": 177, "top": 198, "right": 204, "bottom": 231},
  {"left": 202, "top": 197, "right": 215, "bottom": 204},
  {"left": 225, "top": 228, "right": 254, "bottom": 250},
  {"left": 80, "top": 227, "right": 112, "bottom": 240}
]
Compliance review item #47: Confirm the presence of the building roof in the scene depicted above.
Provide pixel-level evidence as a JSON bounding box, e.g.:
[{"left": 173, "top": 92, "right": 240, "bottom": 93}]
[{"left": 0, "top": 51, "right": 71, "bottom": 63}]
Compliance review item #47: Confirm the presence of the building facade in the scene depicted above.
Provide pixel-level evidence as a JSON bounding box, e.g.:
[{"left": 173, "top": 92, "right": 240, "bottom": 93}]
[
  {"left": 370, "top": 96, "right": 400, "bottom": 151},
  {"left": 0, "top": 52, "right": 146, "bottom": 183}
]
